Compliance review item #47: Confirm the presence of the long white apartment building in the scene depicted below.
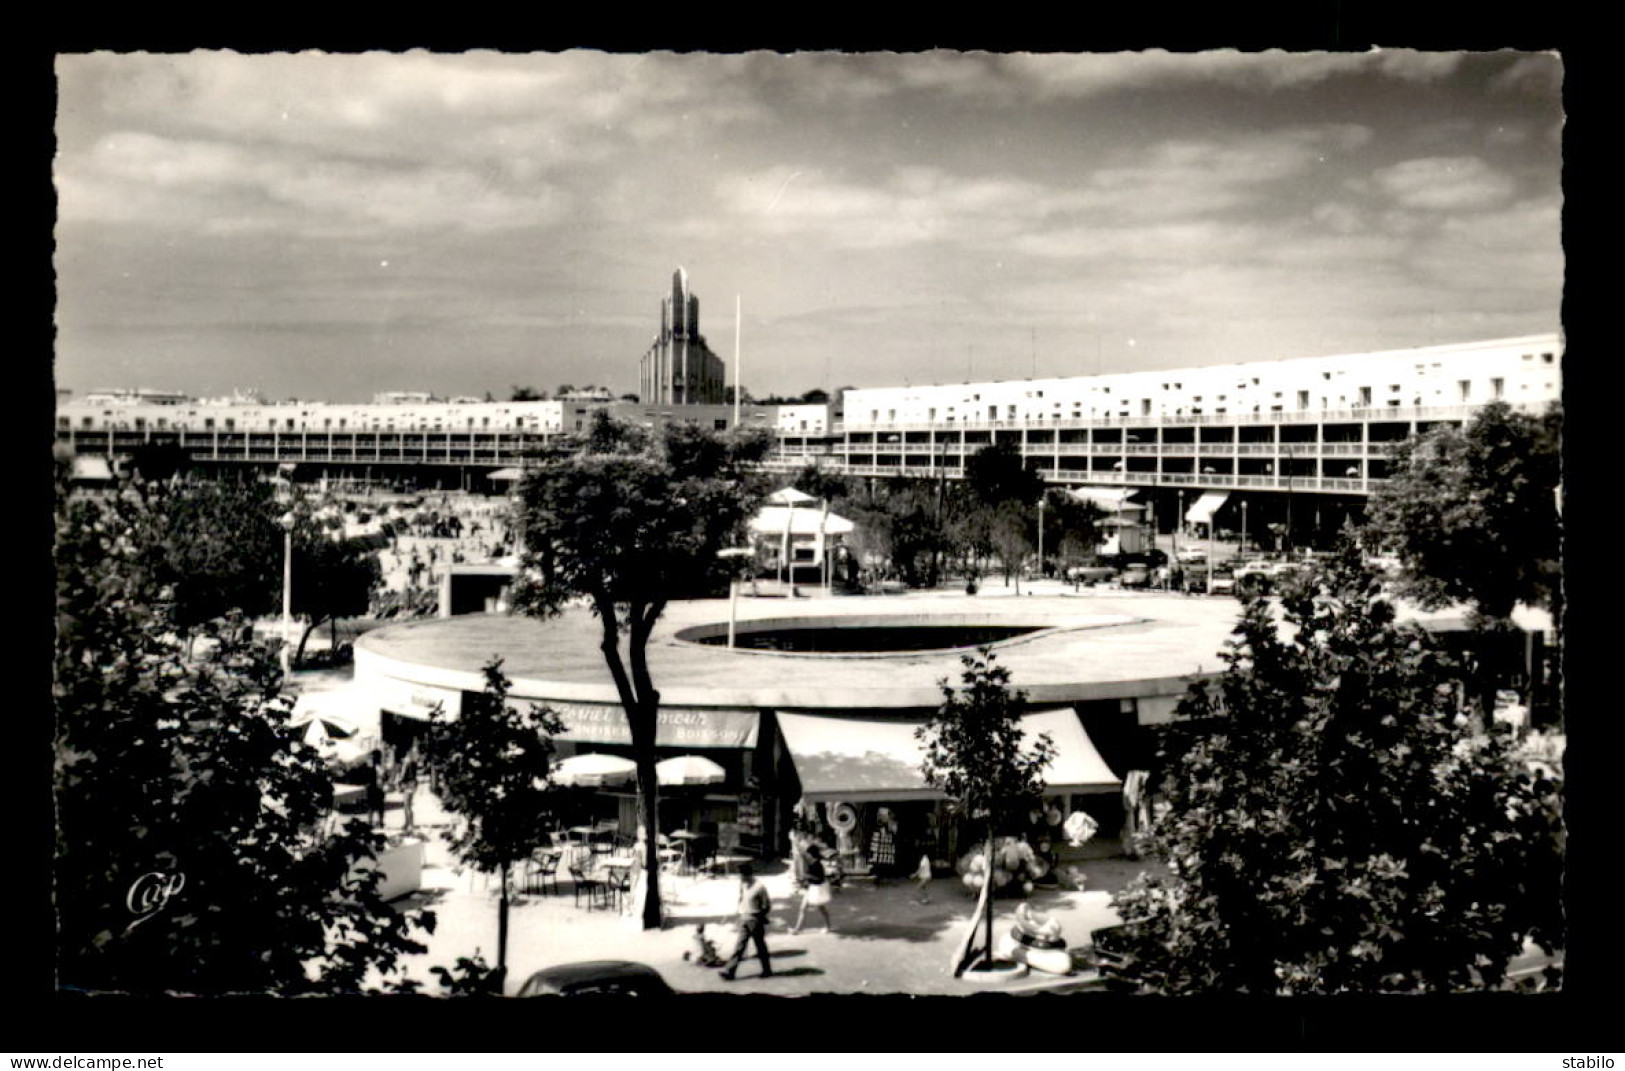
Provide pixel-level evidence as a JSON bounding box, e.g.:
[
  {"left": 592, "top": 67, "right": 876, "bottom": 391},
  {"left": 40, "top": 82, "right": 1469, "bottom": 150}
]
[{"left": 57, "top": 333, "right": 1560, "bottom": 539}]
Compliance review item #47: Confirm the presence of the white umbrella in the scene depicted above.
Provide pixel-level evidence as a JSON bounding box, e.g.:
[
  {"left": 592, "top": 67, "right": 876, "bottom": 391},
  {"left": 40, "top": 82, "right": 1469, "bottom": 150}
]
[
  {"left": 288, "top": 710, "right": 359, "bottom": 739},
  {"left": 768, "top": 486, "right": 817, "bottom": 505},
  {"left": 551, "top": 753, "right": 637, "bottom": 787},
  {"left": 655, "top": 754, "right": 727, "bottom": 786}
]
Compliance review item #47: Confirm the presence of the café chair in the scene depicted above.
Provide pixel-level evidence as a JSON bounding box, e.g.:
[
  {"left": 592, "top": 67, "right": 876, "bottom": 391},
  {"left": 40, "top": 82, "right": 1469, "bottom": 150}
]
[
  {"left": 569, "top": 863, "right": 607, "bottom": 910},
  {"left": 603, "top": 864, "right": 634, "bottom": 912},
  {"left": 525, "top": 849, "right": 561, "bottom": 896}
]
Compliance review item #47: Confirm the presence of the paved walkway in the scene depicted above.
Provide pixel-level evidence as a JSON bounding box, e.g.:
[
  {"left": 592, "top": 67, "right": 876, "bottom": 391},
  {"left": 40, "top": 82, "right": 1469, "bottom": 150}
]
[{"left": 379, "top": 790, "right": 1146, "bottom": 996}]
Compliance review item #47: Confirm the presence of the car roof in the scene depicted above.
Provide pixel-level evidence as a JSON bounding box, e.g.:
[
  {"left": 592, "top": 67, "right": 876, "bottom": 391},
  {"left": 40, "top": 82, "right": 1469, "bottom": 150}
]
[{"left": 520, "top": 961, "right": 666, "bottom": 987}]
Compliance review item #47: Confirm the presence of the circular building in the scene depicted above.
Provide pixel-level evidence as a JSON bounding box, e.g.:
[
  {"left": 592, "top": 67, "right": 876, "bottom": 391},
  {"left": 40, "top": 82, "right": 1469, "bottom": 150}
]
[{"left": 354, "top": 588, "right": 1245, "bottom": 864}]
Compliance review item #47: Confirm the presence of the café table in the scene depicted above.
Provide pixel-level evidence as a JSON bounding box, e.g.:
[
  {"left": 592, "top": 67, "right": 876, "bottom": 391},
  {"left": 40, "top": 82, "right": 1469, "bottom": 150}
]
[
  {"left": 596, "top": 856, "right": 637, "bottom": 912},
  {"left": 707, "top": 852, "right": 751, "bottom": 879},
  {"left": 667, "top": 830, "right": 701, "bottom": 874}
]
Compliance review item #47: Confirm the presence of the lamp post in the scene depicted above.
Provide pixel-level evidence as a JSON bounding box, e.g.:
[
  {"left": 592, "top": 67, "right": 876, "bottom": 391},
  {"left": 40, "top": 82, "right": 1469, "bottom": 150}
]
[
  {"left": 1240, "top": 498, "right": 1248, "bottom": 559},
  {"left": 718, "top": 547, "right": 753, "bottom": 649},
  {"left": 1036, "top": 493, "right": 1046, "bottom": 583},
  {"left": 279, "top": 509, "right": 296, "bottom": 676}
]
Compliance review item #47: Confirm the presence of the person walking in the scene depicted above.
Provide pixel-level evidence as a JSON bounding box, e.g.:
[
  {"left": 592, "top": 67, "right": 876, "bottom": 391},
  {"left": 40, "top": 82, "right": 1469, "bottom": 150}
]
[
  {"left": 790, "top": 840, "right": 834, "bottom": 935},
  {"left": 398, "top": 745, "right": 420, "bottom": 833},
  {"left": 363, "top": 750, "right": 386, "bottom": 828},
  {"left": 719, "top": 863, "right": 774, "bottom": 981}
]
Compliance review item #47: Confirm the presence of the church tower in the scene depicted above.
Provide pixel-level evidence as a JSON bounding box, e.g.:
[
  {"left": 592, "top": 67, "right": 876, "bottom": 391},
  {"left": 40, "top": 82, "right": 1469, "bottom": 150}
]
[{"left": 639, "top": 267, "right": 727, "bottom": 405}]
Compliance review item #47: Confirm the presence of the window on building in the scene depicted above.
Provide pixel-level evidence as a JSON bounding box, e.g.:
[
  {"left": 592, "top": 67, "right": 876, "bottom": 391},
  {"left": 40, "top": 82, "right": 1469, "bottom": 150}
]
[
  {"left": 225, "top": 419, "right": 235, "bottom": 430},
  {"left": 1459, "top": 380, "right": 1471, "bottom": 402},
  {"left": 204, "top": 418, "right": 214, "bottom": 430},
  {"left": 134, "top": 417, "right": 145, "bottom": 430},
  {"left": 988, "top": 406, "right": 997, "bottom": 420},
  {"left": 1542, "top": 352, "right": 1555, "bottom": 364},
  {"left": 1297, "top": 390, "right": 1310, "bottom": 411},
  {"left": 715, "top": 420, "right": 728, "bottom": 430},
  {"left": 1141, "top": 399, "right": 1151, "bottom": 416},
  {"left": 1359, "top": 387, "right": 1372, "bottom": 406},
  {"left": 1491, "top": 378, "right": 1505, "bottom": 399}
]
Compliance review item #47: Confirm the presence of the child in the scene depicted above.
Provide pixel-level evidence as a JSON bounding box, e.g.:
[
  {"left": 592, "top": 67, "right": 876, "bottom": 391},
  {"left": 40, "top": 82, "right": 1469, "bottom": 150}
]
[
  {"left": 913, "top": 853, "right": 933, "bottom": 904},
  {"left": 681, "top": 923, "right": 725, "bottom": 968}
]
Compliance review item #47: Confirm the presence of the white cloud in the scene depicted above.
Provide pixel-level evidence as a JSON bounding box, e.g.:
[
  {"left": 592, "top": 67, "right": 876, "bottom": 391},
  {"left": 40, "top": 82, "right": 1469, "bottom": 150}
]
[
  {"left": 58, "top": 128, "right": 571, "bottom": 234},
  {"left": 1371, "top": 155, "right": 1517, "bottom": 211}
]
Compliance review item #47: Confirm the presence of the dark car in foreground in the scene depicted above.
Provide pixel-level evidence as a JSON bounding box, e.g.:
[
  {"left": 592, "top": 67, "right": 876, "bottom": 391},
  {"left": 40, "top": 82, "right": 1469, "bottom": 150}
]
[
  {"left": 1089, "top": 921, "right": 1154, "bottom": 992},
  {"left": 516, "top": 960, "right": 675, "bottom": 996}
]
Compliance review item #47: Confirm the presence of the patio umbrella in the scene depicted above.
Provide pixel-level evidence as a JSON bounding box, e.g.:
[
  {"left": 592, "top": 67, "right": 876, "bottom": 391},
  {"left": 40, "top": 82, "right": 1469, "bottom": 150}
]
[
  {"left": 655, "top": 754, "right": 727, "bottom": 786},
  {"left": 767, "top": 486, "right": 817, "bottom": 505},
  {"left": 551, "top": 753, "right": 637, "bottom": 788},
  {"left": 288, "top": 710, "right": 360, "bottom": 739}
]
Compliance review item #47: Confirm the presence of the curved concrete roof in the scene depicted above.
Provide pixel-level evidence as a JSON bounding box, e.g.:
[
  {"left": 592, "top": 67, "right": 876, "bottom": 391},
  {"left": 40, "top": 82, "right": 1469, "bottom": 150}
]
[{"left": 354, "top": 589, "right": 1248, "bottom": 710}]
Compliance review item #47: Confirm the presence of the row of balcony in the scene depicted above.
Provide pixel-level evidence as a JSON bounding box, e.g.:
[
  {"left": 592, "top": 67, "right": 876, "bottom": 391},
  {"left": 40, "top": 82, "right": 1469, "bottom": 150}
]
[
  {"left": 837, "top": 400, "right": 1539, "bottom": 434},
  {"left": 850, "top": 441, "right": 1397, "bottom": 457},
  {"left": 823, "top": 463, "right": 1377, "bottom": 495}
]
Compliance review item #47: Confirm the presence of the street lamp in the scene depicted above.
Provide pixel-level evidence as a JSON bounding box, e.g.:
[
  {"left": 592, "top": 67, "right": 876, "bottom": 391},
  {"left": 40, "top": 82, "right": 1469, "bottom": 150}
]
[
  {"left": 717, "top": 547, "right": 753, "bottom": 649},
  {"left": 1240, "top": 498, "right": 1248, "bottom": 558},
  {"left": 1036, "top": 493, "right": 1046, "bottom": 583},
  {"left": 279, "top": 509, "right": 297, "bottom": 676}
]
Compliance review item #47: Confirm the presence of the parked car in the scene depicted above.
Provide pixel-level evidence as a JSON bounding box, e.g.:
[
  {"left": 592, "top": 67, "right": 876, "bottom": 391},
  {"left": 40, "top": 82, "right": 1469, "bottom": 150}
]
[
  {"left": 1207, "top": 566, "right": 1237, "bottom": 596},
  {"left": 1066, "top": 564, "right": 1118, "bottom": 585},
  {"left": 1119, "top": 563, "right": 1153, "bottom": 589},
  {"left": 516, "top": 960, "right": 675, "bottom": 997}
]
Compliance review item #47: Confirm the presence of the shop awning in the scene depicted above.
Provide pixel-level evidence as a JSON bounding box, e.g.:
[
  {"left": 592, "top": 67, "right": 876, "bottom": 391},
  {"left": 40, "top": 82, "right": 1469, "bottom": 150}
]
[
  {"left": 530, "top": 701, "right": 760, "bottom": 748},
  {"left": 777, "top": 708, "right": 1121, "bottom": 804},
  {"left": 1185, "top": 490, "right": 1229, "bottom": 525},
  {"left": 1068, "top": 487, "right": 1139, "bottom": 509},
  {"left": 487, "top": 467, "right": 525, "bottom": 482},
  {"left": 71, "top": 456, "right": 115, "bottom": 482}
]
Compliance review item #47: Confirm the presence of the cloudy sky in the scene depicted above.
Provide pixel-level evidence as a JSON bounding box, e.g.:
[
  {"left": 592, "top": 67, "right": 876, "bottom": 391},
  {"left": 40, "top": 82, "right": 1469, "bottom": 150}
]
[{"left": 53, "top": 50, "right": 1563, "bottom": 403}]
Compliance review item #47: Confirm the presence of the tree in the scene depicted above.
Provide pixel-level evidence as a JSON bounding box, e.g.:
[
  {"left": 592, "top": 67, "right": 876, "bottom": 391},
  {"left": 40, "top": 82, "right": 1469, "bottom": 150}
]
[
  {"left": 1109, "top": 547, "right": 1564, "bottom": 994},
  {"left": 423, "top": 658, "right": 564, "bottom": 989},
  {"left": 54, "top": 472, "right": 432, "bottom": 994},
  {"left": 510, "top": 386, "right": 547, "bottom": 401},
  {"left": 1363, "top": 400, "right": 1562, "bottom": 726},
  {"left": 789, "top": 462, "right": 853, "bottom": 506},
  {"left": 964, "top": 440, "right": 1043, "bottom": 512},
  {"left": 510, "top": 415, "right": 772, "bottom": 928},
  {"left": 289, "top": 530, "right": 383, "bottom": 666},
  {"left": 843, "top": 478, "right": 954, "bottom": 588},
  {"left": 125, "top": 440, "right": 194, "bottom": 483},
  {"left": 132, "top": 475, "right": 285, "bottom": 648},
  {"left": 1040, "top": 488, "right": 1106, "bottom": 565},
  {"left": 987, "top": 500, "right": 1032, "bottom": 591},
  {"left": 917, "top": 651, "right": 1055, "bottom": 973}
]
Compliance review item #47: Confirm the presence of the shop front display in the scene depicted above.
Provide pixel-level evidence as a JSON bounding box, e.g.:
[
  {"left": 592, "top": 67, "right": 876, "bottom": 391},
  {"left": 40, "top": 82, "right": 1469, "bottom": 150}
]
[{"left": 775, "top": 707, "right": 1121, "bottom": 878}]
